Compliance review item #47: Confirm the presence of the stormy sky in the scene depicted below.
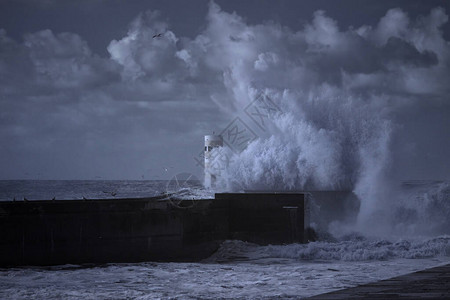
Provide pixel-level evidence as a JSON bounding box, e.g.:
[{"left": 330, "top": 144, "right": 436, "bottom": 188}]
[{"left": 0, "top": 0, "right": 449, "bottom": 181}]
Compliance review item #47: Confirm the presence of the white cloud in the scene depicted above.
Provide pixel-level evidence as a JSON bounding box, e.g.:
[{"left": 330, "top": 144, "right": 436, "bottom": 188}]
[
  {"left": 107, "top": 11, "right": 179, "bottom": 81},
  {"left": 305, "top": 10, "right": 341, "bottom": 48},
  {"left": 374, "top": 8, "right": 410, "bottom": 45}
]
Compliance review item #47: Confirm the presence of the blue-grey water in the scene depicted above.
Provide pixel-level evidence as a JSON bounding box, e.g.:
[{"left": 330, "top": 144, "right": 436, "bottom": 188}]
[
  {"left": 0, "top": 180, "right": 449, "bottom": 299},
  {"left": 0, "top": 180, "right": 170, "bottom": 201}
]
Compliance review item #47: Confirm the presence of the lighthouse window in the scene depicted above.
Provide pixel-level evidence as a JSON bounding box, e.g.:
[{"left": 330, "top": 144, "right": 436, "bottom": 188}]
[{"left": 204, "top": 146, "right": 207, "bottom": 151}]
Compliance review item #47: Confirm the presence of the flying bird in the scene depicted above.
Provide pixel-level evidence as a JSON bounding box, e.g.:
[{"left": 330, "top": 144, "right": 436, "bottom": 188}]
[{"left": 153, "top": 33, "right": 163, "bottom": 38}]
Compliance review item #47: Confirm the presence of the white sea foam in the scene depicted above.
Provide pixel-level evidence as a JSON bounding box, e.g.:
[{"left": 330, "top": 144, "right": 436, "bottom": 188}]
[
  {"left": 165, "top": 185, "right": 215, "bottom": 200},
  {"left": 1, "top": 243, "right": 448, "bottom": 300},
  {"left": 268, "top": 236, "right": 450, "bottom": 261},
  {"left": 206, "top": 236, "right": 450, "bottom": 263}
]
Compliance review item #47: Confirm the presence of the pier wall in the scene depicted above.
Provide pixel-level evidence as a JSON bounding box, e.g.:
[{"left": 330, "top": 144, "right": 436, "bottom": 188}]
[
  {"left": 0, "top": 193, "right": 306, "bottom": 266},
  {"left": 215, "top": 193, "right": 308, "bottom": 244}
]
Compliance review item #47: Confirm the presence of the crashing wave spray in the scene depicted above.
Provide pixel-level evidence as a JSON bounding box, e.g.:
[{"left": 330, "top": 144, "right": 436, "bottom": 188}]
[
  {"left": 218, "top": 89, "right": 449, "bottom": 237},
  {"left": 217, "top": 88, "right": 396, "bottom": 233},
  {"left": 200, "top": 4, "right": 450, "bottom": 237}
]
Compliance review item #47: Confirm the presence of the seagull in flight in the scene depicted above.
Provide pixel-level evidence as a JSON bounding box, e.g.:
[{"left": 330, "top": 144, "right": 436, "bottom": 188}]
[{"left": 153, "top": 33, "right": 163, "bottom": 38}]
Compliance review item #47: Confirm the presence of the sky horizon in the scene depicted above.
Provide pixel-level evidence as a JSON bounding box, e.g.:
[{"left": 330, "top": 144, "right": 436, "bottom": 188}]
[{"left": 1, "top": 0, "right": 449, "bottom": 182}]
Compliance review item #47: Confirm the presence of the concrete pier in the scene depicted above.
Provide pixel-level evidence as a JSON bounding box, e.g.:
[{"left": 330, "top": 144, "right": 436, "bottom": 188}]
[
  {"left": 0, "top": 196, "right": 227, "bottom": 266},
  {"left": 0, "top": 192, "right": 307, "bottom": 266},
  {"left": 215, "top": 193, "right": 309, "bottom": 244},
  {"left": 306, "top": 263, "right": 450, "bottom": 299}
]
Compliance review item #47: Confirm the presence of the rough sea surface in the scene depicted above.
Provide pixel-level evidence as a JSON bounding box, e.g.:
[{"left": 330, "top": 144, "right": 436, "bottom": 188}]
[
  {"left": 0, "top": 180, "right": 449, "bottom": 299},
  {"left": 0, "top": 239, "right": 448, "bottom": 299},
  {"left": 0, "top": 180, "right": 173, "bottom": 201}
]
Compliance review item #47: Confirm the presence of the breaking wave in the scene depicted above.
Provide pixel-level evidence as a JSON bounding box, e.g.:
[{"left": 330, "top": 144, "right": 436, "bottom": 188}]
[
  {"left": 205, "top": 5, "right": 450, "bottom": 238},
  {"left": 391, "top": 181, "right": 450, "bottom": 236},
  {"left": 206, "top": 236, "right": 450, "bottom": 263},
  {"left": 165, "top": 186, "right": 214, "bottom": 200}
]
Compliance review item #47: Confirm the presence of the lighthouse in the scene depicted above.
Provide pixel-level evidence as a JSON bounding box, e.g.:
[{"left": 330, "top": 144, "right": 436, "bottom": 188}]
[{"left": 204, "top": 134, "right": 223, "bottom": 188}]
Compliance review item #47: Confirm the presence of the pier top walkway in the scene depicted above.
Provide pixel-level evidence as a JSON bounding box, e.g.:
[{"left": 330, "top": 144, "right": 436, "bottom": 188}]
[{"left": 306, "top": 263, "right": 450, "bottom": 299}]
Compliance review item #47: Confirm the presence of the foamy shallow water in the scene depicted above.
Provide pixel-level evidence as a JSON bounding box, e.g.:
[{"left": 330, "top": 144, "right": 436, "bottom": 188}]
[{"left": 1, "top": 239, "right": 448, "bottom": 300}]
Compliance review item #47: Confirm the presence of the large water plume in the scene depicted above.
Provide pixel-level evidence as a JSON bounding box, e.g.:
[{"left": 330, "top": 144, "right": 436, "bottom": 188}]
[{"left": 197, "top": 3, "right": 450, "bottom": 237}]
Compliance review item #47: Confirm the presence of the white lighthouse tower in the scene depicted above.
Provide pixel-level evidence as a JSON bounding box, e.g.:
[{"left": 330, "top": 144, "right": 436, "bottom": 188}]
[{"left": 204, "top": 134, "right": 223, "bottom": 189}]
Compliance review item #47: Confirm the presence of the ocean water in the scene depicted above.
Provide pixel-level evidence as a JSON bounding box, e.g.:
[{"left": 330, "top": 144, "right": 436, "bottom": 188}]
[
  {"left": 0, "top": 180, "right": 449, "bottom": 299},
  {"left": 0, "top": 180, "right": 172, "bottom": 201},
  {"left": 0, "top": 238, "right": 448, "bottom": 299},
  {"left": 0, "top": 179, "right": 215, "bottom": 201}
]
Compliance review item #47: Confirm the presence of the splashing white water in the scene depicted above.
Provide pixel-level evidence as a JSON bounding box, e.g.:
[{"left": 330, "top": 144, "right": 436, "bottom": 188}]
[
  {"left": 197, "top": 4, "right": 450, "bottom": 237},
  {"left": 206, "top": 236, "right": 450, "bottom": 263}
]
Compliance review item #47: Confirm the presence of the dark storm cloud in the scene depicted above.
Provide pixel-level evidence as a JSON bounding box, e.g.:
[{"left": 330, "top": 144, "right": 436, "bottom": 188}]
[
  {"left": 24, "top": 30, "right": 120, "bottom": 90},
  {"left": 0, "top": 1, "right": 449, "bottom": 181}
]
